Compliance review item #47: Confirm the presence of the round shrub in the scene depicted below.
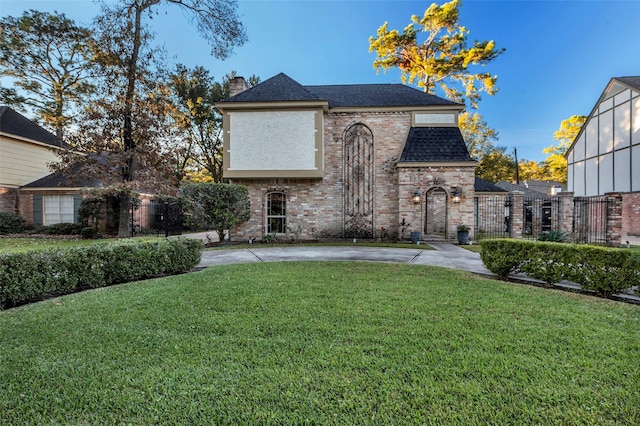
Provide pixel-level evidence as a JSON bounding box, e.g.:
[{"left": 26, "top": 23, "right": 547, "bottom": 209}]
[{"left": 0, "top": 212, "right": 26, "bottom": 234}]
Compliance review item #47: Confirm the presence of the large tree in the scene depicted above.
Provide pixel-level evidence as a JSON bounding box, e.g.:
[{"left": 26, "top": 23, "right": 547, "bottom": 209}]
[
  {"left": 540, "top": 115, "right": 587, "bottom": 184},
  {"left": 59, "top": 0, "right": 246, "bottom": 237},
  {"left": 0, "top": 10, "right": 97, "bottom": 139},
  {"left": 169, "top": 67, "right": 259, "bottom": 183},
  {"left": 369, "top": 0, "right": 504, "bottom": 108}
]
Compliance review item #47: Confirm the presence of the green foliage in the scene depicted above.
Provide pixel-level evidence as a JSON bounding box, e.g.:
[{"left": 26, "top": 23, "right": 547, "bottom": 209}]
[
  {"left": 181, "top": 182, "right": 250, "bottom": 242},
  {"left": 369, "top": 0, "right": 504, "bottom": 108},
  {"left": 36, "top": 223, "right": 83, "bottom": 235},
  {"left": 0, "top": 10, "right": 96, "bottom": 138},
  {"left": 538, "top": 230, "right": 566, "bottom": 242},
  {"left": 0, "top": 212, "right": 26, "bottom": 234},
  {"left": 261, "top": 232, "right": 278, "bottom": 244},
  {"left": 480, "top": 239, "right": 640, "bottom": 296},
  {"left": 80, "top": 226, "right": 98, "bottom": 239},
  {"left": 0, "top": 238, "right": 203, "bottom": 308},
  {"left": 78, "top": 196, "right": 105, "bottom": 230}
]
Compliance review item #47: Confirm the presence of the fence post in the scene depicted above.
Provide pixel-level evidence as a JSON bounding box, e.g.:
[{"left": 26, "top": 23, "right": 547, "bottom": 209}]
[
  {"left": 605, "top": 192, "right": 622, "bottom": 247},
  {"left": 557, "top": 192, "right": 574, "bottom": 237},
  {"left": 509, "top": 191, "right": 524, "bottom": 240}
]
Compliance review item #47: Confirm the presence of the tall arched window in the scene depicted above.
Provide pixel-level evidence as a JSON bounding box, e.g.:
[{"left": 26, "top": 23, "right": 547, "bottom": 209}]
[{"left": 266, "top": 192, "right": 286, "bottom": 233}]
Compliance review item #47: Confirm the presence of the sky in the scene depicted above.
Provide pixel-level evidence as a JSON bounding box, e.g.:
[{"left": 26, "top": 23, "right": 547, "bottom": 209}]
[{"left": 1, "top": 0, "right": 639, "bottom": 162}]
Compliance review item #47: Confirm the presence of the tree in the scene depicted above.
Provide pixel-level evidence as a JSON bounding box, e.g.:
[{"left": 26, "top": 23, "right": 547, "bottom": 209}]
[
  {"left": 0, "top": 10, "right": 97, "bottom": 139},
  {"left": 169, "top": 66, "right": 259, "bottom": 183},
  {"left": 181, "top": 182, "right": 250, "bottom": 242},
  {"left": 59, "top": 0, "right": 246, "bottom": 238},
  {"left": 369, "top": 0, "right": 504, "bottom": 108},
  {"left": 540, "top": 115, "right": 587, "bottom": 184},
  {"left": 475, "top": 147, "right": 516, "bottom": 183}
]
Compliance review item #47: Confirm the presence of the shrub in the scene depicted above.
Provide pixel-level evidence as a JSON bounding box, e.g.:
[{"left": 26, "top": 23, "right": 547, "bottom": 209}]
[
  {"left": 480, "top": 239, "right": 640, "bottom": 297},
  {"left": 81, "top": 227, "right": 98, "bottom": 239},
  {"left": 38, "top": 222, "right": 83, "bottom": 235},
  {"left": 0, "top": 238, "right": 204, "bottom": 309},
  {"left": 0, "top": 212, "right": 26, "bottom": 234},
  {"left": 538, "top": 230, "right": 566, "bottom": 242}
]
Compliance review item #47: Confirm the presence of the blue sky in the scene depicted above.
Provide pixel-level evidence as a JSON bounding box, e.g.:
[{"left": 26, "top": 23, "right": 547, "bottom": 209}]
[{"left": 2, "top": 0, "right": 639, "bottom": 162}]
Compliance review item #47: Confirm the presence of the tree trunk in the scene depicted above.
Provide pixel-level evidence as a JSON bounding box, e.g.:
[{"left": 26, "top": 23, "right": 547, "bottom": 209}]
[{"left": 117, "top": 193, "right": 131, "bottom": 238}]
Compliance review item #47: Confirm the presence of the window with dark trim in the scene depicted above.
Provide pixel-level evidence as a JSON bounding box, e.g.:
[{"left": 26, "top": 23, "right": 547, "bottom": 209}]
[{"left": 267, "top": 192, "right": 286, "bottom": 233}]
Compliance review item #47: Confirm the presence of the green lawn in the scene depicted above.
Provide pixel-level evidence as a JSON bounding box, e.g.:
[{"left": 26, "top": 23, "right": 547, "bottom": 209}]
[{"left": 1, "top": 262, "right": 638, "bottom": 424}]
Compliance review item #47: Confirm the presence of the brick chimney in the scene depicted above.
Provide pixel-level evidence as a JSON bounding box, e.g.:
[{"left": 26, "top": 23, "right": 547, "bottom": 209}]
[{"left": 229, "top": 76, "right": 249, "bottom": 98}]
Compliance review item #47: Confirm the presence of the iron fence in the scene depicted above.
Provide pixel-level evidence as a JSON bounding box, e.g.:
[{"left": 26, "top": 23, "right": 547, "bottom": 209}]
[
  {"left": 130, "top": 200, "right": 183, "bottom": 237},
  {"left": 474, "top": 195, "right": 509, "bottom": 240},
  {"left": 572, "top": 196, "right": 608, "bottom": 245},
  {"left": 522, "top": 197, "right": 560, "bottom": 240}
]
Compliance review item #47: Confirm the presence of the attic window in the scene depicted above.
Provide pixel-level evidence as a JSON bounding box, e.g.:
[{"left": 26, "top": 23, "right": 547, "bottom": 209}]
[{"left": 413, "top": 112, "right": 456, "bottom": 126}]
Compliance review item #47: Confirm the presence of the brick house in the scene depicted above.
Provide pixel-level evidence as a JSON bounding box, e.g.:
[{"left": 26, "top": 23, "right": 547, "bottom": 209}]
[
  {"left": 566, "top": 76, "right": 640, "bottom": 238},
  {"left": 0, "top": 106, "right": 84, "bottom": 225},
  {"left": 215, "top": 73, "right": 477, "bottom": 241}
]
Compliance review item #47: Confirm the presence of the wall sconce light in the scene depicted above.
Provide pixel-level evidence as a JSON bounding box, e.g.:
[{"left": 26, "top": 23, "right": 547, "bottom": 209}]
[
  {"left": 452, "top": 188, "right": 461, "bottom": 203},
  {"left": 412, "top": 191, "right": 422, "bottom": 204}
]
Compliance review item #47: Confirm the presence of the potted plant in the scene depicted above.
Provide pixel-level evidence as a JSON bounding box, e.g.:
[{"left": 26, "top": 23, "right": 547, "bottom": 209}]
[{"left": 457, "top": 224, "right": 470, "bottom": 245}]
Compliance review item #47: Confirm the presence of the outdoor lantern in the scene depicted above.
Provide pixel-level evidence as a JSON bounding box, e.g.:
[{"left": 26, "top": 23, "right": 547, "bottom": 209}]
[
  {"left": 452, "top": 188, "right": 461, "bottom": 203},
  {"left": 412, "top": 191, "right": 421, "bottom": 204}
]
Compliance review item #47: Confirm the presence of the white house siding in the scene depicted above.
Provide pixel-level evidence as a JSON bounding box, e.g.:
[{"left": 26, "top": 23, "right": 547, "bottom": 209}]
[
  {"left": 0, "top": 136, "right": 58, "bottom": 188},
  {"left": 567, "top": 87, "right": 640, "bottom": 196}
]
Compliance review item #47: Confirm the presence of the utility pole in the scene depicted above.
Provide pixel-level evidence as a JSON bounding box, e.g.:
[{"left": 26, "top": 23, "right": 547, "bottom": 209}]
[{"left": 514, "top": 148, "right": 520, "bottom": 185}]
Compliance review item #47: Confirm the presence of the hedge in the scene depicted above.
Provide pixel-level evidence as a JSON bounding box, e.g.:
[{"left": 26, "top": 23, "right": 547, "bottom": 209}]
[
  {"left": 480, "top": 239, "right": 640, "bottom": 297},
  {"left": 0, "top": 238, "right": 204, "bottom": 309}
]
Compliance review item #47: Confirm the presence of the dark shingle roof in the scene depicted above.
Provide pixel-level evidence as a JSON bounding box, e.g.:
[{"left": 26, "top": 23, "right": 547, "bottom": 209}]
[
  {"left": 223, "top": 73, "right": 461, "bottom": 108},
  {"left": 225, "top": 73, "right": 319, "bottom": 103},
  {"left": 475, "top": 177, "right": 507, "bottom": 193},
  {"left": 614, "top": 76, "right": 640, "bottom": 91},
  {"left": 398, "top": 127, "right": 473, "bottom": 162},
  {"left": 495, "top": 181, "right": 548, "bottom": 198},
  {"left": 0, "top": 106, "right": 66, "bottom": 148}
]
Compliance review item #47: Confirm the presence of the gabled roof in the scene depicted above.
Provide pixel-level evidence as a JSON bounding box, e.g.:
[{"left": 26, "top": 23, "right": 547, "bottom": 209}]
[
  {"left": 495, "top": 181, "right": 548, "bottom": 198},
  {"left": 225, "top": 73, "right": 320, "bottom": 103},
  {"left": 475, "top": 177, "right": 507, "bottom": 193},
  {"left": 0, "top": 106, "right": 66, "bottom": 148},
  {"left": 398, "top": 127, "right": 473, "bottom": 163},
  {"left": 221, "top": 73, "right": 462, "bottom": 109},
  {"left": 614, "top": 76, "right": 640, "bottom": 91}
]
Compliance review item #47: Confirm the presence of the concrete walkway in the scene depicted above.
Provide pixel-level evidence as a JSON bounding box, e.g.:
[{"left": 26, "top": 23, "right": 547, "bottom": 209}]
[{"left": 197, "top": 243, "right": 492, "bottom": 275}]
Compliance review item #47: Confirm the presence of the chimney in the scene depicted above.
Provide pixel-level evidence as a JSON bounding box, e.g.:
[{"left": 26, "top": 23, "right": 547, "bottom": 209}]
[{"left": 229, "top": 76, "right": 249, "bottom": 98}]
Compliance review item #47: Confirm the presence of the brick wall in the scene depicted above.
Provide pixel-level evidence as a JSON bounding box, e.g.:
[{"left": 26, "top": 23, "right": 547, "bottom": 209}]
[
  {"left": 230, "top": 110, "right": 477, "bottom": 242},
  {"left": 0, "top": 187, "right": 18, "bottom": 214},
  {"left": 621, "top": 192, "right": 640, "bottom": 238}
]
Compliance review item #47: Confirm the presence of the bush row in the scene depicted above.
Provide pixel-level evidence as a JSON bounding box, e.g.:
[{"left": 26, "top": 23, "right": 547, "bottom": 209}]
[
  {"left": 480, "top": 239, "right": 640, "bottom": 297},
  {"left": 0, "top": 238, "right": 204, "bottom": 309}
]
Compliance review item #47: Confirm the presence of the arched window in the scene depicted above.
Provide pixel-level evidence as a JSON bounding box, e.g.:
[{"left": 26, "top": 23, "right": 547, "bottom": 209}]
[{"left": 266, "top": 192, "right": 286, "bottom": 233}]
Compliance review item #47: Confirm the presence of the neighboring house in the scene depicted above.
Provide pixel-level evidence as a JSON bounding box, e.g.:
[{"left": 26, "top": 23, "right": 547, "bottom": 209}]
[
  {"left": 0, "top": 106, "right": 75, "bottom": 224},
  {"left": 215, "top": 73, "right": 476, "bottom": 241},
  {"left": 566, "top": 76, "right": 640, "bottom": 238}
]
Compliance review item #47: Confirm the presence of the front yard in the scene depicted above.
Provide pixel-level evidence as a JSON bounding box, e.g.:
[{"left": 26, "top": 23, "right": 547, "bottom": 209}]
[{"left": 1, "top": 262, "right": 638, "bottom": 424}]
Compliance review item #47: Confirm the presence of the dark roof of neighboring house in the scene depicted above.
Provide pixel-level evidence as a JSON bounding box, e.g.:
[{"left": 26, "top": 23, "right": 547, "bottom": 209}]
[
  {"left": 522, "top": 180, "right": 566, "bottom": 195},
  {"left": 0, "top": 106, "right": 66, "bottom": 148},
  {"left": 495, "top": 181, "right": 548, "bottom": 198},
  {"left": 614, "top": 76, "right": 640, "bottom": 91},
  {"left": 223, "top": 73, "right": 461, "bottom": 108},
  {"left": 398, "top": 127, "right": 473, "bottom": 162},
  {"left": 475, "top": 177, "right": 507, "bottom": 193},
  {"left": 21, "top": 168, "right": 101, "bottom": 189}
]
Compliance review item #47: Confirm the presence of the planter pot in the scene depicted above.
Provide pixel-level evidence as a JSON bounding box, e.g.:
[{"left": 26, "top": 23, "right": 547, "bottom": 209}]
[{"left": 457, "top": 230, "right": 469, "bottom": 245}]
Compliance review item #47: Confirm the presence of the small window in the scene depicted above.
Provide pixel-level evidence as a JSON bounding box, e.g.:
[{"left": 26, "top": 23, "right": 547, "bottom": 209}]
[
  {"left": 43, "top": 195, "right": 74, "bottom": 225},
  {"left": 267, "top": 192, "right": 286, "bottom": 233}
]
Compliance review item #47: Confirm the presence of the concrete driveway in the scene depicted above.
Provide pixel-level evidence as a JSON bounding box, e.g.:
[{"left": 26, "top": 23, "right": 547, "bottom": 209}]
[{"left": 197, "top": 242, "right": 492, "bottom": 275}]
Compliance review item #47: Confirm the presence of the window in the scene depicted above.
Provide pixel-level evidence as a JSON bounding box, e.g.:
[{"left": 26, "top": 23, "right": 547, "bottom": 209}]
[
  {"left": 266, "top": 192, "right": 286, "bottom": 233},
  {"left": 43, "top": 195, "right": 74, "bottom": 225}
]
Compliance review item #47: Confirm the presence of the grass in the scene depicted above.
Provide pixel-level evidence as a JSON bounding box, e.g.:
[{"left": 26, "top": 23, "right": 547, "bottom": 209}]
[
  {"left": 0, "top": 236, "right": 159, "bottom": 253},
  {"left": 1, "top": 262, "right": 639, "bottom": 424}
]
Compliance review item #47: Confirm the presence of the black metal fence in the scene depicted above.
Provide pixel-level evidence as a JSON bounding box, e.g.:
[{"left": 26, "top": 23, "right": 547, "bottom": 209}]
[
  {"left": 572, "top": 196, "right": 608, "bottom": 245},
  {"left": 522, "top": 196, "right": 561, "bottom": 240},
  {"left": 474, "top": 196, "right": 510, "bottom": 241},
  {"left": 130, "top": 200, "right": 183, "bottom": 237}
]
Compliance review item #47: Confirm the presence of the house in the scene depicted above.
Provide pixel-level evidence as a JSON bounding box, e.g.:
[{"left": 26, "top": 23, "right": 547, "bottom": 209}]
[
  {"left": 215, "top": 73, "right": 476, "bottom": 241},
  {"left": 0, "top": 106, "right": 78, "bottom": 224},
  {"left": 565, "top": 76, "right": 640, "bottom": 238}
]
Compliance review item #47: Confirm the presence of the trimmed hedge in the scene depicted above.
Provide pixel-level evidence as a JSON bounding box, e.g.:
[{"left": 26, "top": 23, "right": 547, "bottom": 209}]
[
  {"left": 0, "top": 238, "right": 204, "bottom": 309},
  {"left": 480, "top": 239, "right": 640, "bottom": 297}
]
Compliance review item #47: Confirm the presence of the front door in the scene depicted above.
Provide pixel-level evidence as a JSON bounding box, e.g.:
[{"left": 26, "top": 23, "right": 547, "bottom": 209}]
[{"left": 425, "top": 187, "right": 448, "bottom": 239}]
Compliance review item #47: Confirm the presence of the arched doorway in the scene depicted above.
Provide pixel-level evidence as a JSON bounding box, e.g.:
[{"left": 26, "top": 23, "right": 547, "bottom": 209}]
[
  {"left": 424, "top": 187, "right": 448, "bottom": 239},
  {"left": 343, "top": 123, "right": 374, "bottom": 238}
]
